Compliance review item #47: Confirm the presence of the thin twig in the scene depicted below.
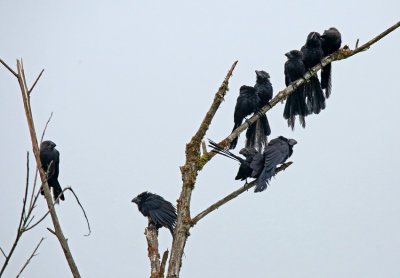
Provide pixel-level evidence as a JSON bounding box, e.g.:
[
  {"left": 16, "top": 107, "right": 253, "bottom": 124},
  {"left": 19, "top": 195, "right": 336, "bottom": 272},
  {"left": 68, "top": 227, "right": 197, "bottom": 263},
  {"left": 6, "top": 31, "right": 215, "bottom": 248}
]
[
  {"left": 28, "top": 69, "right": 44, "bottom": 95},
  {"left": 190, "top": 162, "right": 293, "bottom": 226},
  {"left": 355, "top": 38, "right": 360, "bottom": 48},
  {"left": 0, "top": 247, "right": 6, "bottom": 258},
  {"left": 0, "top": 153, "right": 31, "bottom": 276},
  {"left": 0, "top": 58, "right": 18, "bottom": 77},
  {"left": 15, "top": 237, "right": 45, "bottom": 278}
]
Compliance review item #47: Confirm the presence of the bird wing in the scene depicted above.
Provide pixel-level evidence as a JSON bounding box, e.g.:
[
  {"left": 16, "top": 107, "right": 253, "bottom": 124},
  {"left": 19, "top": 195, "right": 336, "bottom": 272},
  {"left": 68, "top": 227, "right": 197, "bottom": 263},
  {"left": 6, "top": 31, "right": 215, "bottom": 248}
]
[{"left": 146, "top": 196, "right": 177, "bottom": 229}]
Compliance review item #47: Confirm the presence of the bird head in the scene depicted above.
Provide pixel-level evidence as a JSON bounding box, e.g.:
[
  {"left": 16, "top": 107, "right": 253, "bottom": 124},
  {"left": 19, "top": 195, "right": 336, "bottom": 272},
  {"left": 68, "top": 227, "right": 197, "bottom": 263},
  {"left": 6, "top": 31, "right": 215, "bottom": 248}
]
[
  {"left": 255, "top": 70, "right": 270, "bottom": 80},
  {"left": 285, "top": 50, "right": 303, "bottom": 60},
  {"left": 40, "top": 140, "right": 56, "bottom": 150},
  {"left": 132, "top": 191, "right": 151, "bottom": 205},
  {"left": 306, "top": 32, "right": 322, "bottom": 46},
  {"left": 287, "top": 139, "right": 297, "bottom": 146}
]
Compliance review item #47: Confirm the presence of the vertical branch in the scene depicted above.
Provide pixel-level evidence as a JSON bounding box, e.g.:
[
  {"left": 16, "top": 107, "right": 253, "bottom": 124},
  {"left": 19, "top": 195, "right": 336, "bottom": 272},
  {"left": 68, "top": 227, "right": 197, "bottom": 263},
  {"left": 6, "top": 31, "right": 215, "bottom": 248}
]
[
  {"left": 14, "top": 60, "right": 82, "bottom": 278},
  {"left": 167, "top": 61, "right": 237, "bottom": 278},
  {"left": 145, "top": 227, "right": 161, "bottom": 278}
]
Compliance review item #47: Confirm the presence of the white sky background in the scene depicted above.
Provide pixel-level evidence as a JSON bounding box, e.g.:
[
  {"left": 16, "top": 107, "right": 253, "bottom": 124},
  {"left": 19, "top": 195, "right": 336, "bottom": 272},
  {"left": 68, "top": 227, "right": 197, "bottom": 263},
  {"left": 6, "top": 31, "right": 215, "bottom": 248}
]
[{"left": 0, "top": 1, "right": 399, "bottom": 277}]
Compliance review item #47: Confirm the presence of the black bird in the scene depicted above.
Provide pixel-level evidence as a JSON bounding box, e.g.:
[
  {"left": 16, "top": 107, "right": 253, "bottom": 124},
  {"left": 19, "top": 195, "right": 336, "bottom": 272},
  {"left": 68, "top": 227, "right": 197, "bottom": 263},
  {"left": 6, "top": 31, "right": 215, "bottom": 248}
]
[
  {"left": 40, "top": 140, "right": 65, "bottom": 201},
  {"left": 132, "top": 192, "right": 177, "bottom": 235},
  {"left": 254, "top": 136, "right": 297, "bottom": 193},
  {"left": 283, "top": 50, "right": 309, "bottom": 129},
  {"left": 320, "top": 27, "right": 342, "bottom": 98},
  {"left": 246, "top": 70, "right": 273, "bottom": 151},
  {"left": 301, "top": 32, "right": 326, "bottom": 114},
  {"left": 209, "top": 139, "right": 260, "bottom": 181},
  {"left": 229, "top": 85, "right": 259, "bottom": 149}
]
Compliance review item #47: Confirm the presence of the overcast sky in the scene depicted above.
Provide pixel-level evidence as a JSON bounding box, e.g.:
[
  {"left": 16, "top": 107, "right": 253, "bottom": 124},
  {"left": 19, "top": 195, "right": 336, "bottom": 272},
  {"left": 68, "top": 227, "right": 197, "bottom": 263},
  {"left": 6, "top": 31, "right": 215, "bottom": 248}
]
[{"left": 1, "top": 1, "right": 399, "bottom": 277}]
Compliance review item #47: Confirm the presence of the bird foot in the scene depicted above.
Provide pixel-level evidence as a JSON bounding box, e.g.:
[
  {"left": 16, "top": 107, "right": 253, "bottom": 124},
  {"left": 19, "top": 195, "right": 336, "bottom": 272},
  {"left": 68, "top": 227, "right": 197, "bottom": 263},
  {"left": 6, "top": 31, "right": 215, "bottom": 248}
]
[{"left": 245, "top": 118, "right": 252, "bottom": 127}]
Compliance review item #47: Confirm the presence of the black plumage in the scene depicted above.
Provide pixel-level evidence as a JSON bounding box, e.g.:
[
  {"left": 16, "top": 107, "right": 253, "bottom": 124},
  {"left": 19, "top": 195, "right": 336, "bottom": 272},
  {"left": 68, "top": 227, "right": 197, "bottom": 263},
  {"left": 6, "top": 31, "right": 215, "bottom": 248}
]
[
  {"left": 229, "top": 85, "right": 259, "bottom": 149},
  {"left": 254, "top": 136, "right": 297, "bottom": 193},
  {"left": 283, "top": 50, "right": 309, "bottom": 129},
  {"left": 132, "top": 192, "right": 177, "bottom": 235},
  {"left": 209, "top": 137, "right": 297, "bottom": 193},
  {"left": 320, "top": 27, "right": 342, "bottom": 98},
  {"left": 40, "top": 140, "right": 65, "bottom": 201},
  {"left": 209, "top": 139, "right": 260, "bottom": 181},
  {"left": 301, "top": 32, "right": 326, "bottom": 114},
  {"left": 245, "top": 70, "right": 273, "bottom": 151}
]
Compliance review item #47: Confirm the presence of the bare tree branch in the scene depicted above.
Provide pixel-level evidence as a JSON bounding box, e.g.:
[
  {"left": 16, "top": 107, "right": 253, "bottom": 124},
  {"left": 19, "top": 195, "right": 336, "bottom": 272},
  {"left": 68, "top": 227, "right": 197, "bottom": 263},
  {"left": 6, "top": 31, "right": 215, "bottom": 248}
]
[
  {"left": 191, "top": 162, "right": 293, "bottom": 226},
  {"left": 167, "top": 21, "right": 400, "bottom": 277},
  {"left": 28, "top": 69, "right": 44, "bottom": 95},
  {"left": 13, "top": 59, "right": 82, "bottom": 278},
  {"left": 25, "top": 187, "right": 91, "bottom": 236},
  {"left": 15, "top": 238, "right": 45, "bottom": 278},
  {"left": 0, "top": 247, "right": 6, "bottom": 258},
  {"left": 0, "top": 153, "right": 31, "bottom": 276},
  {"left": 197, "top": 20, "right": 400, "bottom": 171},
  {"left": 167, "top": 61, "right": 238, "bottom": 278},
  {"left": 159, "top": 250, "right": 169, "bottom": 278},
  {"left": 145, "top": 227, "right": 161, "bottom": 278},
  {"left": 0, "top": 58, "right": 17, "bottom": 77}
]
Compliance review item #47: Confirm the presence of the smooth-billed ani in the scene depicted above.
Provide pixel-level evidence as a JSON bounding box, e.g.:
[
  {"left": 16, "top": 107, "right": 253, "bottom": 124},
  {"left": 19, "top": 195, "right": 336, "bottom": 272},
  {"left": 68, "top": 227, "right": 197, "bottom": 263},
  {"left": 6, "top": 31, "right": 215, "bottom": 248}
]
[
  {"left": 245, "top": 70, "right": 273, "bottom": 151},
  {"left": 40, "top": 140, "right": 65, "bottom": 201},
  {"left": 253, "top": 136, "right": 297, "bottom": 193},
  {"left": 229, "top": 85, "right": 259, "bottom": 150},
  {"left": 209, "top": 139, "right": 260, "bottom": 181},
  {"left": 320, "top": 27, "right": 342, "bottom": 98},
  {"left": 301, "top": 32, "right": 326, "bottom": 114},
  {"left": 132, "top": 192, "right": 177, "bottom": 235},
  {"left": 283, "top": 50, "right": 309, "bottom": 129}
]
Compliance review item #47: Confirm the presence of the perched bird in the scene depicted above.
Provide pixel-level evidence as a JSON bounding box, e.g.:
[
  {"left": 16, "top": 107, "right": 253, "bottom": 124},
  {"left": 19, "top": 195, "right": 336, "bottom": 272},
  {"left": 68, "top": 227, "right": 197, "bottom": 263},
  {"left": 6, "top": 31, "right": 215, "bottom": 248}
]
[
  {"left": 229, "top": 85, "right": 259, "bottom": 149},
  {"left": 210, "top": 137, "right": 297, "bottom": 193},
  {"left": 301, "top": 32, "right": 326, "bottom": 114},
  {"left": 40, "top": 140, "right": 65, "bottom": 201},
  {"left": 209, "top": 139, "right": 260, "bottom": 181},
  {"left": 320, "top": 27, "right": 342, "bottom": 98},
  {"left": 132, "top": 192, "right": 177, "bottom": 235},
  {"left": 283, "top": 50, "right": 309, "bottom": 129},
  {"left": 253, "top": 136, "right": 297, "bottom": 193},
  {"left": 245, "top": 70, "right": 273, "bottom": 151}
]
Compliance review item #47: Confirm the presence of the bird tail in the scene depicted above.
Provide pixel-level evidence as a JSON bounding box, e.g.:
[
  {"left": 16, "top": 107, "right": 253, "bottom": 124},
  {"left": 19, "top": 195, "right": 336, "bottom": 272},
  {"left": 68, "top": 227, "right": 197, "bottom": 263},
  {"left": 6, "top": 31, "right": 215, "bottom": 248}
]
[
  {"left": 245, "top": 115, "right": 269, "bottom": 151},
  {"left": 307, "top": 77, "right": 326, "bottom": 114},
  {"left": 254, "top": 167, "right": 274, "bottom": 193},
  {"left": 209, "top": 139, "right": 244, "bottom": 163},
  {"left": 229, "top": 123, "right": 241, "bottom": 149},
  {"left": 52, "top": 180, "right": 65, "bottom": 201},
  {"left": 283, "top": 86, "right": 308, "bottom": 130},
  {"left": 321, "top": 63, "right": 332, "bottom": 98}
]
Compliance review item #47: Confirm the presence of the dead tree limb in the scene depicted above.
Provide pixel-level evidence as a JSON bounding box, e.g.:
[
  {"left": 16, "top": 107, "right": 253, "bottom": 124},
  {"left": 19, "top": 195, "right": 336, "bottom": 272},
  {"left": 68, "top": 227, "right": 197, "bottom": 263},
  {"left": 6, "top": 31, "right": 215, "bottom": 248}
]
[
  {"left": 166, "top": 61, "right": 237, "bottom": 278},
  {"left": 145, "top": 227, "right": 161, "bottom": 278},
  {"left": 190, "top": 162, "right": 292, "bottom": 226},
  {"left": 166, "top": 21, "right": 400, "bottom": 277},
  {"left": 0, "top": 59, "right": 82, "bottom": 278},
  {"left": 15, "top": 237, "right": 45, "bottom": 278}
]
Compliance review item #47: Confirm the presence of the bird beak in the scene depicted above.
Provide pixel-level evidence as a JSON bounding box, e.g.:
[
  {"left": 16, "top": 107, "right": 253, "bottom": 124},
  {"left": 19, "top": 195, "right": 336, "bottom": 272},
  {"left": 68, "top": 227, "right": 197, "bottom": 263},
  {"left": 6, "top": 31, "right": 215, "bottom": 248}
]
[
  {"left": 288, "top": 139, "right": 297, "bottom": 146},
  {"left": 255, "top": 70, "right": 260, "bottom": 76},
  {"left": 285, "top": 52, "right": 290, "bottom": 58},
  {"left": 132, "top": 197, "right": 138, "bottom": 203}
]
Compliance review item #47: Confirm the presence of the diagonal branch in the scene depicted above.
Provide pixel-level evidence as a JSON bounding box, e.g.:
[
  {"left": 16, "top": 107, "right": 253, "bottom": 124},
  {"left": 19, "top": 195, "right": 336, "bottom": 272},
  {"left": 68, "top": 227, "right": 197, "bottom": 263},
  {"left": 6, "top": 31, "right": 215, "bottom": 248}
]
[
  {"left": 191, "top": 162, "right": 292, "bottom": 226},
  {"left": 15, "top": 237, "right": 45, "bottom": 278},
  {"left": 13, "top": 59, "right": 82, "bottom": 278},
  {"left": 0, "top": 58, "right": 18, "bottom": 77},
  {"left": 28, "top": 69, "right": 44, "bottom": 95},
  {"left": 167, "top": 62, "right": 238, "bottom": 278},
  {"left": 198, "top": 20, "right": 400, "bottom": 171}
]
